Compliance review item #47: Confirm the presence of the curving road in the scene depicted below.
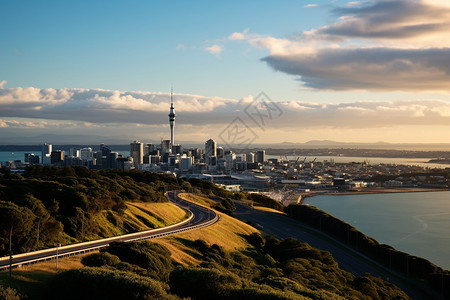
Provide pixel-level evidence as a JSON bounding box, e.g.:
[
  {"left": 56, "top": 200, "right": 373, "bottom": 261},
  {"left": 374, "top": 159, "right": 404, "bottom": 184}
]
[
  {"left": 234, "top": 201, "right": 443, "bottom": 300},
  {"left": 0, "top": 191, "right": 217, "bottom": 270}
]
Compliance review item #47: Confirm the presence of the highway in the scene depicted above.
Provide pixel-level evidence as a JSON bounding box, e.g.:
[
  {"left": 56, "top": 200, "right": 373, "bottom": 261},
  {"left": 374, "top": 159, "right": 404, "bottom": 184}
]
[
  {"left": 234, "top": 201, "right": 444, "bottom": 300},
  {"left": 0, "top": 191, "right": 217, "bottom": 270}
]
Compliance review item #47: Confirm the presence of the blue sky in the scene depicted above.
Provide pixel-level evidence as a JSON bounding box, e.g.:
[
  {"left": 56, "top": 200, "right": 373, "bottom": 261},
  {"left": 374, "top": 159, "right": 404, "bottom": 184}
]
[
  {"left": 1, "top": 0, "right": 331, "bottom": 99},
  {"left": 1, "top": 0, "right": 450, "bottom": 145}
]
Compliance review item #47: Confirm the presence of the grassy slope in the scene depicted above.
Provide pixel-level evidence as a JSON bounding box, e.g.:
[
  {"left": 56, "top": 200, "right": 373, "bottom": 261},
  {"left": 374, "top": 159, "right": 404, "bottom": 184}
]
[
  {"left": 155, "top": 193, "right": 258, "bottom": 265},
  {"left": 83, "top": 201, "right": 188, "bottom": 240}
]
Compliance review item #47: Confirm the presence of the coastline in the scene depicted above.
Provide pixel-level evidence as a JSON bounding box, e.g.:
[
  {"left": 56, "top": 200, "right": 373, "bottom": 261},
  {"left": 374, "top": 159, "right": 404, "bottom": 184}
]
[
  {"left": 300, "top": 187, "right": 450, "bottom": 204},
  {"left": 298, "top": 189, "right": 450, "bottom": 272}
]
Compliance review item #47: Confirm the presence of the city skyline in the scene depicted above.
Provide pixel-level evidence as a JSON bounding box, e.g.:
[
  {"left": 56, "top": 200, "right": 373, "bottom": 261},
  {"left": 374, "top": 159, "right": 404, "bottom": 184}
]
[{"left": 2, "top": 0, "right": 450, "bottom": 145}]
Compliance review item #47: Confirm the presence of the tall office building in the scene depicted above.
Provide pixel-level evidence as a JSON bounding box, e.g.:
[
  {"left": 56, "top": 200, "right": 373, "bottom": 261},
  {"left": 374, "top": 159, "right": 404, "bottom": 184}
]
[
  {"left": 100, "top": 143, "right": 113, "bottom": 169},
  {"left": 50, "top": 150, "right": 65, "bottom": 165},
  {"left": 181, "top": 156, "right": 193, "bottom": 171},
  {"left": 247, "top": 152, "right": 255, "bottom": 163},
  {"left": 205, "top": 139, "right": 217, "bottom": 159},
  {"left": 80, "top": 147, "right": 94, "bottom": 168},
  {"left": 80, "top": 147, "right": 93, "bottom": 161},
  {"left": 130, "top": 140, "right": 144, "bottom": 167},
  {"left": 41, "top": 143, "right": 52, "bottom": 164},
  {"left": 256, "top": 150, "right": 266, "bottom": 163},
  {"left": 161, "top": 140, "right": 171, "bottom": 155},
  {"left": 217, "top": 146, "right": 224, "bottom": 158},
  {"left": 144, "top": 143, "right": 154, "bottom": 155},
  {"left": 172, "top": 144, "right": 182, "bottom": 155},
  {"left": 168, "top": 88, "right": 176, "bottom": 148}
]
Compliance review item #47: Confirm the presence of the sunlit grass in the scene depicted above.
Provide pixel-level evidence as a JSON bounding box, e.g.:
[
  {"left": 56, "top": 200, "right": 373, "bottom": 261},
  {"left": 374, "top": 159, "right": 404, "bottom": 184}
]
[
  {"left": 154, "top": 193, "right": 259, "bottom": 265},
  {"left": 253, "top": 206, "right": 286, "bottom": 214},
  {"left": 178, "top": 193, "right": 216, "bottom": 207},
  {"left": 128, "top": 202, "right": 188, "bottom": 225}
]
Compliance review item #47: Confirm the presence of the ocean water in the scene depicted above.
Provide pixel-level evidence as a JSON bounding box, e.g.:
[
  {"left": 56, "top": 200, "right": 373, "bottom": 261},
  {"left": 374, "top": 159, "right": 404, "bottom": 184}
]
[
  {"left": 305, "top": 191, "right": 450, "bottom": 270},
  {"left": 0, "top": 151, "right": 33, "bottom": 163},
  {"left": 0, "top": 150, "right": 129, "bottom": 163},
  {"left": 267, "top": 155, "right": 450, "bottom": 169}
]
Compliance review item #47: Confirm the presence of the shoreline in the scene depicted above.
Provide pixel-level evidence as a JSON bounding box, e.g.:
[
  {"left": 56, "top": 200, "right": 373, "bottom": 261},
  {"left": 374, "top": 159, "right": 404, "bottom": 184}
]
[
  {"left": 298, "top": 188, "right": 450, "bottom": 271},
  {"left": 300, "top": 187, "right": 450, "bottom": 204}
]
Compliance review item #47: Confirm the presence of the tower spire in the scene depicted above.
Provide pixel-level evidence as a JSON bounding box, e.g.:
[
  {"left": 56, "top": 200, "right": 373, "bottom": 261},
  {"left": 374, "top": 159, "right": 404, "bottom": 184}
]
[
  {"left": 170, "top": 85, "right": 174, "bottom": 108},
  {"left": 168, "top": 86, "right": 176, "bottom": 150}
]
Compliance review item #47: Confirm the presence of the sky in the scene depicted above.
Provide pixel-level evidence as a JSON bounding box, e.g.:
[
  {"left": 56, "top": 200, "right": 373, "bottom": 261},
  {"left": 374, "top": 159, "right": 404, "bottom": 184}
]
[{"left": 1, "top": 0, "right": 450, "bottom": 146}]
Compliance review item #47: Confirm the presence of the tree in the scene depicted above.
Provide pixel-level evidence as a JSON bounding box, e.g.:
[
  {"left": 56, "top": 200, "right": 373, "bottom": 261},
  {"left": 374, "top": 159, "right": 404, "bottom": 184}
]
[{"left": 0, "top": 201, "right": 35, "bottom": 255}]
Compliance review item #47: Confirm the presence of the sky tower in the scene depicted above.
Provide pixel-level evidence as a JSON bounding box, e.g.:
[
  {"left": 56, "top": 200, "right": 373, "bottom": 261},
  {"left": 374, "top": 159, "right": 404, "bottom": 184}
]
[{"left": 168, "top": 88, "right": 176, "bottom": 148}]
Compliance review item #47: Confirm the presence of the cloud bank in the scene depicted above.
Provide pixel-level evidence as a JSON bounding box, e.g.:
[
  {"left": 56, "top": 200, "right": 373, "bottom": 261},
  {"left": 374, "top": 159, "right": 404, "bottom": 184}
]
[{"left": 1, "top": 85, "right": 450, "bottom": 130}]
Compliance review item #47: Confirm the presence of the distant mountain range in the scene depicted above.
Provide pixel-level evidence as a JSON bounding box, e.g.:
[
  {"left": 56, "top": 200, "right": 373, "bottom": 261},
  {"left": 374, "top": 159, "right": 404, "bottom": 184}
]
[
  {"left": 274, "top": 140, "right": 450, "bottom": 151},
  {"left": 1, "top": 135, "right": 449, "bottom": 151}
]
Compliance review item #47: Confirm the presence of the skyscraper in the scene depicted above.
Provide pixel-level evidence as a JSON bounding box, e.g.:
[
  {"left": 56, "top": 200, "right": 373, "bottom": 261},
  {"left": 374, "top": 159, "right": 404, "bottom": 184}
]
[
  {"left": 256, "top": 150, "right": 266, "bottom": 163},
  {"left": 161, "top": 139, "right": 171, "bottom": 155},
  {"left": 130, "top": 140, "right": 144, "bottom": 167},
  {"left": 41, "top": 143, "right": 52, "bottom": 164},
  {"left": 168, "top": 88, "right": 176, "bottom": 149},
  {"left": 205, "top": 139, "right": 217, "bottom": 159}
]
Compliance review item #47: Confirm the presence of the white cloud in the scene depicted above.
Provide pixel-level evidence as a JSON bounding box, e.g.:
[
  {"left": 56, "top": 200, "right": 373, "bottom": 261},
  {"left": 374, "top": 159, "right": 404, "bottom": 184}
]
[
  {"left": 0, "top": 80, "right": 6, "bottom": 88},
  {"left": 176, "top": 43, "right": 185, "bottom": 50},
  {"left": 1, "top": 85, "right": 450, "bottom": 129},
  {"left": 228, "top": 29, "right": 249, "bottom": 40},
  {"left": 1, "top": 85, "right": 450, "bottom": 143},
  {"left": 303, "top": 4, "right": 319, "bottom": 8},
  {"left": 205, "top": 44, "right": 224, "bottom": 56},
  {"left": 346, "top": 1, "right": 362, "bottom": 7}
]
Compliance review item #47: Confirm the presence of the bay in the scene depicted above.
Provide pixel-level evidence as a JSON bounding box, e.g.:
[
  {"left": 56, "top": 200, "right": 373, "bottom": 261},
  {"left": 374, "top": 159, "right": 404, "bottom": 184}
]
[
  {"left": 305, "top": 191, "right": 450, "bottom": 270},
  {"left": 0, "top": 151, "right": 34, "bottom": 163},
  {"left": 267, "top": 155, "right": 450, "bottom": 169},
  {"left": 0, "top": 150, "right": 129, "bottom": 163}
]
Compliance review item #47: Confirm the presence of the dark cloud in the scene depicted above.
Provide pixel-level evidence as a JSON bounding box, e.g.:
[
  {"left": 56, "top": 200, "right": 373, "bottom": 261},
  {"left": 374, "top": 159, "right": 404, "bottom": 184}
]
[
  {"left": 263, "top": 47, "right": 450, "bottom": 91},
  {"left": 314, "top": 0, "right": 450, "bottom": 40}
]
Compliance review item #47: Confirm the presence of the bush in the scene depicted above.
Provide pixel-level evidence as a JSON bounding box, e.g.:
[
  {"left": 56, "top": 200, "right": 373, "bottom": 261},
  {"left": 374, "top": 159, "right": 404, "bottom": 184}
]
[
  {"left": 105, "top": 241, "right": 173, "bottom": 281},
  {"left": 0, "top": 286, "right": 20, "bottom": 300},
  {"left": 169, "top": 267, "right": 242, "bottom": 299},
  {"left": 246, "top": 232, "right": 265, "bottom": 249},
  {"left": 46, "top": 267, "right": 178, "bottom": 300},
  {"left": 81, "top": 252, "right": 121, "bottom": 267},
  {"left": 247, "top": 193, "right": 284, "bottom": 211}
]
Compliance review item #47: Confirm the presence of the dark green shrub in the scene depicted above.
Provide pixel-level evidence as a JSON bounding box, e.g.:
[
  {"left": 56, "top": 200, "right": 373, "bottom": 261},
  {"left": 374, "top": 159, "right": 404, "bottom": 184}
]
[
  {"left": 81, "top": 252, "right": 120, "bottom": 267},
  {"left": 169, "top": 267, "right": 242, "bottom": 299},
  {"left": 46, "top": 267, "right": 178, "bottom": 300},
  {"left": 246, "top": 232, "right": 265, "bottom": 249},
  {"left": 105, "top": 241, "right": 173, "bottom": 281}
]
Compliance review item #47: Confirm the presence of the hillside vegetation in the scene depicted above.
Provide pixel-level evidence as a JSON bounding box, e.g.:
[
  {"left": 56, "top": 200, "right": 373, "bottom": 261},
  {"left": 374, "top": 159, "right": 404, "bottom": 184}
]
[
  {"left": 0, "top": 166, "right": 187, "bottom": 255},
  {"left": 0, "top": 166, "right": 412, "bottom": 299},
  {"left": 45, "top": 234, "right": 409, "bottom": 300},
  {"left": 287, "top": 204, "right": 450, "bottom": 297},
  {"left": 0, "top": 166, "right": 282, "bottom": 256}
]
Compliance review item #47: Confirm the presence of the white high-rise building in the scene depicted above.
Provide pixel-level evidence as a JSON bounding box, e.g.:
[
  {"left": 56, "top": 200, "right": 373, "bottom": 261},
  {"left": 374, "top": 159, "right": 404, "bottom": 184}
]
[
  {"left": 80, "top": 148, "right": 93, "bottom": 161},
  {"left": 130, "top": 140, "right": 144, "bottom": 167},
  {"left": 41, "top": 143, "right": 52, "bottom": 165}
]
